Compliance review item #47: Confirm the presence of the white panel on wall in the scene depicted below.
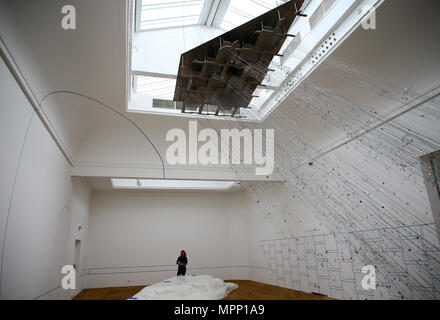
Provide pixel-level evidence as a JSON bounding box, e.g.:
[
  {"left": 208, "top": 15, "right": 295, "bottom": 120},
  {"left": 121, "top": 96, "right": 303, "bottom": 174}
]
[{"left": 85, "top": 190, "right": 249, "bottom": 288}]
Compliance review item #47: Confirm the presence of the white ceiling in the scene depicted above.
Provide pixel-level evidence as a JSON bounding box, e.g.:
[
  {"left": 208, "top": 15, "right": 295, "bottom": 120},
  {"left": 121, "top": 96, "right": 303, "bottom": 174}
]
[
  {"left": 1, "top": 0, "right": 439, "bottom": 185},
  {"left": 0, "top": 0, "right": 128, "bottom": 156}
]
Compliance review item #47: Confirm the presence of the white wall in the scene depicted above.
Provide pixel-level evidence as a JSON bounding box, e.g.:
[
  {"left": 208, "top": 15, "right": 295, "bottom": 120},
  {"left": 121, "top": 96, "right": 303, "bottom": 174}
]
[
  {"left": 85, "top": 190, "right": 249, "bottom": 288},
  {"left": 245, "top": 97, "right": 440, "bottom": 298},
  {"left": 0, "top": 0, "right": 128, "bottom": 158},
  {"left": 0, "top": 56, "right": 92, "bottom": 300},
  {"left": 239, "top": 0, "right": 440, "bottom": 300},
  {"left": 67, "top": 178, "right": 92, "bottom": 298}
]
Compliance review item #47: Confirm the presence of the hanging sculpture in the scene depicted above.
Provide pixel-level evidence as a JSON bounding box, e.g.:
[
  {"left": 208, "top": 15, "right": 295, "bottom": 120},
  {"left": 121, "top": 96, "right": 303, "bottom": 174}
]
[{"left": 173, "top": 0, "right": 306, "bottom": 118}]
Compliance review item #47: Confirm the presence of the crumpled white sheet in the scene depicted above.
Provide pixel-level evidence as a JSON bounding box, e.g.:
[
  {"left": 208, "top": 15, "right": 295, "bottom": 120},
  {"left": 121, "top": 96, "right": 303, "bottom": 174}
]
[{"left": 129, "top": 275, "right": 238, "bottom": 300}]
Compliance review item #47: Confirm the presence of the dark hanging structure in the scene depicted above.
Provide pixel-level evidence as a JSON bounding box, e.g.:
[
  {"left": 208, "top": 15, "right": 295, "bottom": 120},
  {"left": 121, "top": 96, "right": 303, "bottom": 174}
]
[{"left": 173, "top": 0, "right": 306, "bottom": 118}]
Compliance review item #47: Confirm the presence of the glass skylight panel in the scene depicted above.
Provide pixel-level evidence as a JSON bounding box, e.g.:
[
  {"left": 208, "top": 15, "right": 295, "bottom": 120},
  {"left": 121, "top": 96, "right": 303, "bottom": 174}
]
[
  {"left": 111, "top": 179, "right": 237, "bottom": 190},
  {"left": 135, "top": 75, "right": 177, "bottom": 100},
  {"left": 249, "top": 88, "right": 275, "bottom": 109},
  {"left": 220, "top": 0, "right": 284, "bottom": 31},
  {"left": 140, "top": 0, "right": 205, "bottom": 30}
]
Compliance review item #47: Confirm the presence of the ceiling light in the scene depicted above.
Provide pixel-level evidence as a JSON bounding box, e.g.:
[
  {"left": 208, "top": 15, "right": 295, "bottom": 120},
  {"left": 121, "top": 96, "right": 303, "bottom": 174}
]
[{"left": 111, "top": 178, "right": 238, "bottom": 190}]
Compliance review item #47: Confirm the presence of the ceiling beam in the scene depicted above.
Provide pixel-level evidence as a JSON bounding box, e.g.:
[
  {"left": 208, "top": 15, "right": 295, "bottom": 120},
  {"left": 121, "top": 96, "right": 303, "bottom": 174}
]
[
  {"left": 200, "top": 0, "right": 230, "bottom": 28},
  {"left": 132, "top": 70, "right": 177, "bottom": 79},
  {"left": 211, "top": 0, "right": 230, "bottom": 28},
  {"left": 199, "top": 0, "right": 215, "bottom": 25},
  {"left": 206, "top": 0, "right": 221, "bottom": 26}
]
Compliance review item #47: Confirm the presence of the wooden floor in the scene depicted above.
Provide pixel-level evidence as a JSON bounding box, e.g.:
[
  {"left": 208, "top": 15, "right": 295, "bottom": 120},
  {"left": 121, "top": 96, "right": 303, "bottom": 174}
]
[
  {"left": 223, "top": 281, "right": 331, "bottom": 300},
  {"left": 73, "top": 280, "right": 332, "bottom": 300},
  {"left": 73, "top": 285, "right": 146, "bottom": 300}
]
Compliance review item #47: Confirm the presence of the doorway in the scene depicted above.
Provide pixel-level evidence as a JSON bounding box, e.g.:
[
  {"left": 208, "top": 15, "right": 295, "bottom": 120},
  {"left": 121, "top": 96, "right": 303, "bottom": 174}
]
[{"left": 74, "top": 239, "right": 81, "bottom": 274}]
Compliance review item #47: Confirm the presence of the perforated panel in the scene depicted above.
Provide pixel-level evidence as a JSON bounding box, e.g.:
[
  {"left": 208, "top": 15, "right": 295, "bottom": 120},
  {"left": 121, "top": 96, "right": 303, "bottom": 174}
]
[{"left": 281, "top": 32, "right": 302, "bottom": 65}]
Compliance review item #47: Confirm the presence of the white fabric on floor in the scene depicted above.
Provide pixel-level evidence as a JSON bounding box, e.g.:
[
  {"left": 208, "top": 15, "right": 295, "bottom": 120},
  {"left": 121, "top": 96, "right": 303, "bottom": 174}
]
[{"left": 129, "top": 275, "right": 238, "bottom": 300}]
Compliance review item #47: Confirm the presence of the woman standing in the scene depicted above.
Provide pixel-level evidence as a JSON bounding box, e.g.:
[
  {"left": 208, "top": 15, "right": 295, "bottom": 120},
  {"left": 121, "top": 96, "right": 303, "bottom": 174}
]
[{"left": 176, "top": 250, "right": 188, "bottom": 276}]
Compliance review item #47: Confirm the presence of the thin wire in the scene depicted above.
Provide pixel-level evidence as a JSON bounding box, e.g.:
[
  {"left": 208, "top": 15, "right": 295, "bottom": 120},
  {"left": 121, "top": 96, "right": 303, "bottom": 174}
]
[
  {"left": 38, "top": 91, "right": 166, "bottom": 179},
  {"left": 0, "top": 112, "right": 35, "bottom": 299},
  {"left": 0, "top": 89, "right": 167, "bottom": 298}
]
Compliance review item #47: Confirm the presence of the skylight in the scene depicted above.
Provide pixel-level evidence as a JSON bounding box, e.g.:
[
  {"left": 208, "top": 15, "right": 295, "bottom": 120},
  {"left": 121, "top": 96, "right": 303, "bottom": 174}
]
[
  {"left": 140, "top": 0, "right": 205, "bottom": 31},
  {"left": 134, "top": 75, "right": 177, "bottom": 100},
  {"left": 220, "top": 0, "right": 284, "bottom": 31},
  {"left": 249, "top": 87, "right": 275, "bottom": 109},
  {"left": 111, "top": 179, "right": 237, "bottom": 190},
  {"left": 130, "top": 0, "right": 379, "bottom": 122}
]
